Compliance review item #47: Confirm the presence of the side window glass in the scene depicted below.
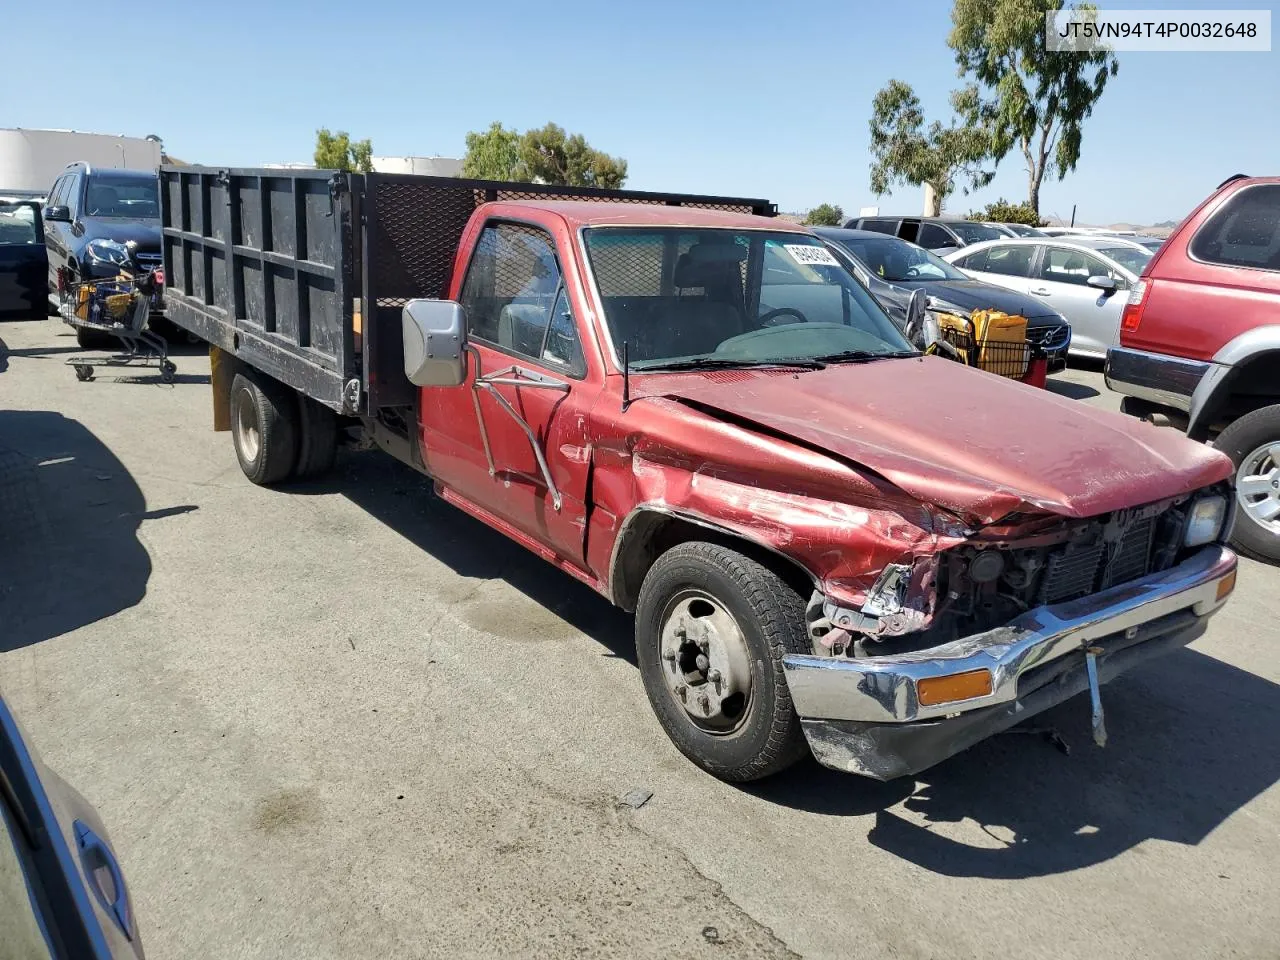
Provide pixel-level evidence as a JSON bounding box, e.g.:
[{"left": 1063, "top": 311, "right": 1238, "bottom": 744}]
[
  {"left": 982, "top": 245, "right": 1035, "bottom": 277},
  {"left": 916, "top": 223, "right": 950, "bottom": 249},
  {"left": 861, "top": 219, "right": 899, "bottom": 236},
  {"left": 48, "top": 177, "right": 66, "bottom": 210},
  {"left": 459, "top": 222, "right": 582, "bottom": 374},
  {"left": 65, "top": 175, "right": 81, "bottom": 217},
  {"left": 543, "top": 287, "right": 586, "bottom": 375},
  {"left": 1189, "top": 183, "right": 1280, "bottom": 271},
  {"left": 954, "top": 250, "right": 982, "bottom": 271},
  {"left": 897, "top": 220, "right": 920, "bottom": 243},
  {"left": 1038, "top": 247, "right": 1103, "bottom": 286}
]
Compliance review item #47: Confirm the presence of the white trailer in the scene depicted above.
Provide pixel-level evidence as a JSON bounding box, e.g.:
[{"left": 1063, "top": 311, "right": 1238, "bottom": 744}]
[{"left": 0, "top": 129, "right": 163, "bottom": 197}]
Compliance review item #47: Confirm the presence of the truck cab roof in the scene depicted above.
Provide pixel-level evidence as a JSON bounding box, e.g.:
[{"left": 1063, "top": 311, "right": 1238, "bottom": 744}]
[{"left": 498, "top": 199, "right": 803, "bottom": 232}]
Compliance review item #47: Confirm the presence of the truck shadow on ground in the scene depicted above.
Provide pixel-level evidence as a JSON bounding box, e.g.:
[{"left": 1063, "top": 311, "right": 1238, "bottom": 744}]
[
  {"left": 299, "top": 450, "right": 1279, "bottom": 881},
  {"left": 0, "top": 410, "right": 195, "bottom": 653}
]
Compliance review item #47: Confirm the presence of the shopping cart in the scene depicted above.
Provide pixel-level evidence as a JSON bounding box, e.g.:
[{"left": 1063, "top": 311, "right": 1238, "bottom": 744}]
[
  {"left": 62, "top": 273, "right": 175, "bottom": 383},
  {"left": 931, "top": 308, "right": 1047, "bottom": 386}
]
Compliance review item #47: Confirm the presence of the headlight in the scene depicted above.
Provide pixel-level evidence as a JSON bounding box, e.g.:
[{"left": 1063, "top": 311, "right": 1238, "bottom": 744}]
[
  {"left": 84, "top": 239, "right": 131, "bottom": 267},
  {"left": 1184, "top": 495, "right": 1227, "bottom": 548}
]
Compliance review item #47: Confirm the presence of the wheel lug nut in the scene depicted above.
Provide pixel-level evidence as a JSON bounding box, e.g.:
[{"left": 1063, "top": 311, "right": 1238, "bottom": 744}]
[
  {"left": 662, "top": 650, "right": 676, "bottom": 661},
  {"left": 707, "top": 669, "right": 721, "bottom": 683}
]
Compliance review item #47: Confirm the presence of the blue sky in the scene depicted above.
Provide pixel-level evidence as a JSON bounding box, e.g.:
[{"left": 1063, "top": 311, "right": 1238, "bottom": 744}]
[{"left": 2, "top": 0, "right": 1275, "bottom": 224}]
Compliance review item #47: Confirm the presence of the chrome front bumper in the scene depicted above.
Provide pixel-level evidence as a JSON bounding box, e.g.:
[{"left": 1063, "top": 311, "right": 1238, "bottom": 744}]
[
  {"left": 1104, "top": 346, "right": 1210, "bottom": 412},
  {"left": 783, "top": 545, "right": 1237, "bottom": 778}
]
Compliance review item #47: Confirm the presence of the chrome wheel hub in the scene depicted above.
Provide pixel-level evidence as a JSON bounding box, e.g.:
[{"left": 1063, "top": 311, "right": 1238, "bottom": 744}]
[
  {"left": 1236, "top": 441, "right": 1280, "bottom": 532},
  {"left": 659, "top": 592, "right": 753, "bottom": 732}
]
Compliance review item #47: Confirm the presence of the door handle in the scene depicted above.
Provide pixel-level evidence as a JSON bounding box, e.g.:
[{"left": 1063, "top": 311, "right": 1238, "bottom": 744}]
[
  {"left": 1029, "top": 286, "right": 1051, "bottom": 296},
  {"left": 74, "top": 820, "right": 133, "bottom": 941}
]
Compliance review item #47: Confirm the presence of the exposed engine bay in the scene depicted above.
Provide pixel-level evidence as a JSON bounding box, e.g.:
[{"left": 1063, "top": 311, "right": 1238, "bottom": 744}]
[{"left": 806, "top": 491, "right": 1214, "bottom": 660}]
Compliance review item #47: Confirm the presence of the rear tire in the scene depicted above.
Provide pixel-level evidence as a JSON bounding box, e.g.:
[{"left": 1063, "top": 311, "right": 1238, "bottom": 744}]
[
  {"left": 635, "top": 541, "right": 811, "bottom": 782},
  {"left": 230, "top": 371, "right": 299, "bottom": 485},
  {"left": 1214, "top": 404, "right": 1280, "bottom": 563},
  {"left": 295, "top": 395, "right": 338, "bottom": 479}
]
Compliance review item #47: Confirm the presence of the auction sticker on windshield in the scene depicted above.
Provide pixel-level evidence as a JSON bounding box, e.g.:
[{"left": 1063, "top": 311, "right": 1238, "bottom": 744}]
[{"left": 784, "top": 244, "right": 840, "bottom": 267}]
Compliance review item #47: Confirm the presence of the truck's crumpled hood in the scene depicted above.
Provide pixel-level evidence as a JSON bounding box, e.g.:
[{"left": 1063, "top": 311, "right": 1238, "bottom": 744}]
[{"left": 639, "top": 356, "right": 1232, "bottom": 524}]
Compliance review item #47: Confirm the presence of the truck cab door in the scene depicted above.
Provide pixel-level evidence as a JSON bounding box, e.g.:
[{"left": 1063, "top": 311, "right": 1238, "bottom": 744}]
[{"left": 419, "top": 219, "right": 600, "bottom": 572}]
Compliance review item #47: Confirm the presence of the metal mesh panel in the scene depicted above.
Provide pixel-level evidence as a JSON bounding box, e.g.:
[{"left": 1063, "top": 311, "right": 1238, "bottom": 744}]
[{"left": 365, "top": 174, "right": 773, "bottom": 308}]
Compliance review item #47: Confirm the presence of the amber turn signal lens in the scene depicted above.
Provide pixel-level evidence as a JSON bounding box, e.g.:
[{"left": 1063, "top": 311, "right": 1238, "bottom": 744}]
[
  {"left": 917, "top": 669, "right": 994, "bottom": 707},
  {"left": 1216, "top": 570, "right": 1237, "bottom": 601}
]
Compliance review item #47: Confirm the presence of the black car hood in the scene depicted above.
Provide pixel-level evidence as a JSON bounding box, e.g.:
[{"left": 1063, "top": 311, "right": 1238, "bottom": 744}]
[
  {"left": 878, "top": 278, "right": 1061, "bottom": 325},
  {"left": 78, "top": 217, "right": 161, "bottom": 250}
]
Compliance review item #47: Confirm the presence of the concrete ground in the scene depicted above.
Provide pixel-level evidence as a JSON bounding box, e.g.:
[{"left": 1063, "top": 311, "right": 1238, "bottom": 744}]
[{"left": 1, "top": 318, "right": 1277, "bottom": 959}]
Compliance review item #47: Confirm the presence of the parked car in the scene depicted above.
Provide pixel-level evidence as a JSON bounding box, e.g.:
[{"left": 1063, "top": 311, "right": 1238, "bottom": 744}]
[
  {"left": 1040, "top": 226, "right": 1103, "bottom": 237},
  {"left": 842, "top": 214, "right": 1006, "bottom": 254},
  {"left": 0, "top": 691, "right": 144, "bottom": 958},
  {"left": 994, "top": 222, "right": 1047, "bottom": 238},
  {"left": 157, "top": 165, "right": 1237, "bottom": 783},
  {"left": 945, "top": 236, "right": 1153, "bottom": 358},
  {"left": 815, "top": 227, "right": 1071, "bottom": 368},
  {"left": 42, "top": 164, "right": 165, "bottom": 347},
  {"left": 1106, "top": 174, "right": 1280, "bottom": 562},
  {"left": 0, "top": 198, "right": 47, "bottom": 318}
]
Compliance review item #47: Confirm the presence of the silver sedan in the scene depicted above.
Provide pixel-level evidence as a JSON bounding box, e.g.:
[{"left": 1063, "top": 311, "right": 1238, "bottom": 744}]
[{"left": 944, "top": 236, "right": 1153, "bottom": 359}]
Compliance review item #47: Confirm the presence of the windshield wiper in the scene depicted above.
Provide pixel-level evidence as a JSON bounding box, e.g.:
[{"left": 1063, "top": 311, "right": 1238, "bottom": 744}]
[
  {"left": 809, "top": 350, "right": 917, "bottom": 364},
  {"left": 633, "top": 357, "right": 827, "bottom": 372}
]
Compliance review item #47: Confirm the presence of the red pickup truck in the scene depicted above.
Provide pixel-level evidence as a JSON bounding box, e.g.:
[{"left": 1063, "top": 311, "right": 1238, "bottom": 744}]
[
  {"left": 157, "top": 167, "right": 1238, "bottom": 782},
  {"left": 1106, "top": 174, "right": 1280, "bottom": 562}
]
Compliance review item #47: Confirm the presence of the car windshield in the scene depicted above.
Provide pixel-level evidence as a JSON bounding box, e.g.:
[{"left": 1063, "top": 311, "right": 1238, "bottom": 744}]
[
  {"left": 1097, "top": 245, "right": 1153, "bottom": 275},
  {"left": 84, "top": 176, "right": 160, "bottom": 219},
  {"left": 582, "top": 227, "right": 914, "bottom": 370},
  {"left": 947, "top": 221, "right": 1005, "bottom": 244},
  {"left": 0, "top": 202, "right": 39, "bottom": 244},
  {"left": 830, "top": 234, "right": 968, "bottom": 282},
  {"left": 1004, "top": 223, "right": 1044, "bottom": 237}
]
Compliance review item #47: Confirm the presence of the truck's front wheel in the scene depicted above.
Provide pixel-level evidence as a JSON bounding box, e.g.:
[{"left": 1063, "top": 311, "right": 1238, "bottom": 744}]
[
  {"left": 230, "top": 371, "right": 299, "bottom": 485},
  {"left": 635, "top": 542, "right": 811, "bottom": 782}
]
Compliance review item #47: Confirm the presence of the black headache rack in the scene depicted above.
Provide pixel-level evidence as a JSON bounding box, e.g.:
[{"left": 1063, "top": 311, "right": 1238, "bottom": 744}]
[{"left": 159, "top": 166, "right": 775, "bottom": 414}]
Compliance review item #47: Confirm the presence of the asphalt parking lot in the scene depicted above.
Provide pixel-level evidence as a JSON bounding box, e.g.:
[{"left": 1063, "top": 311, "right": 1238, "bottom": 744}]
[{"left": 1, "top": 318, "right": 1277, "bottom": 959}]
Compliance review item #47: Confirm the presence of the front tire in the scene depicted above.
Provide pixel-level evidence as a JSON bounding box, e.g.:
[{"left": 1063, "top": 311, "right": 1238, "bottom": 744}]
[
  {"left": 1215, "top": 404, "right": 1280, "bottom": 563},
  {"left": 230, "top": 371, "right": 299, "bottom": 485},
  {"left": 635, "top": 542, "right": 811, "bottom": 782}
]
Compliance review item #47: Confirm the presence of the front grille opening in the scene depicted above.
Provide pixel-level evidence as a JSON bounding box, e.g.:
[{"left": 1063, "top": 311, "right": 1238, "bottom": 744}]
[{"left": 1038, "top": 514, "right": 1160, "bottom": 605}]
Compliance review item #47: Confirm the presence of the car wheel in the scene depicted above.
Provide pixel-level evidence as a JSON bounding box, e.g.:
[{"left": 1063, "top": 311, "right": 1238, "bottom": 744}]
[
  {"left": 635, "top": 542, "right": 811, "bottom": 782},
  {"left": 1214, "top": 403, "right": 1280, "bottom": 563}
]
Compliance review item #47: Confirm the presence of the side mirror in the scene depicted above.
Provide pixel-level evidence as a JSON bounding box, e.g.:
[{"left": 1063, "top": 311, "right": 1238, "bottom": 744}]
[
  {"left": 1086, "top": 274, "right": 1118, "bottom": 293},
  {"left": 402, "top": 299, "right": 466, "bottom": 387},
  {"left": 44, "top": 205, "right": 70, "bottom": 223},
  {"left": 903, "top": 288, "right": 929, "bottom": 344}
]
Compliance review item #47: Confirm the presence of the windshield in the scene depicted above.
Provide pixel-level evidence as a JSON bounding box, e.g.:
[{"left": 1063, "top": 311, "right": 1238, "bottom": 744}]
[
  {"left": 1004, "top": 223, "right": 1044, "bottom": 237},
  {"left": 0, "top": 202, "right": 39, "bottom": 244},
  {"left": 1097, "top": 245, "right": 1153, "bottom": 275},
  {"left": 84, "top": 175, "right": 160, "bottom": 219},
  {"left": 948, "top": 221, "right": 1004, "bottom": 244},
  {"left": 582, "top": 228, "right": 913, "bottom": 370},
  {"left": 829, "top": 234, "right": 967, "bottom": 282}
]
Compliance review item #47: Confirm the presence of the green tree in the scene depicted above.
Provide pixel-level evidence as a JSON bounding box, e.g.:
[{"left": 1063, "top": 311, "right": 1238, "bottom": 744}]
[
  {"left": 516, "top": 123, "right": 627, "bottom": 188},
  {"left": 314, "top": 129, "right": 373, "bottom": 172},
  {"left": 965, "top": 198, "right": 1044, "bottom": 226},
  {"left": 461, "top": 122, "right": 522, "bottom": 180},
  {"left": 949, "top": 0, "right": 1118, "bottom": 214},
  {"left": 868, "top": 80, "right": 993, "bottom": 216},
  {"left": 802, "top": 203, "right": 845, "bottom": 226}
]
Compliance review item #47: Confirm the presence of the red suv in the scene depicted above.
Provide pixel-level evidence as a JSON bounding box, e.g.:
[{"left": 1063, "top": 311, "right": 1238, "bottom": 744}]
[{"left": 1107, "top": 174, "right": 1280, "bottom": 561}]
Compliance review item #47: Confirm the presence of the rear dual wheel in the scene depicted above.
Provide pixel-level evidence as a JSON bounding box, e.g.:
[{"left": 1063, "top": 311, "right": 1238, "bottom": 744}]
[
  {"left": 229, "top": 369, "right": 338, "bottom": 485},
  {"left": 635, "top": 542, "right": 811, "bottom": 782}
]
